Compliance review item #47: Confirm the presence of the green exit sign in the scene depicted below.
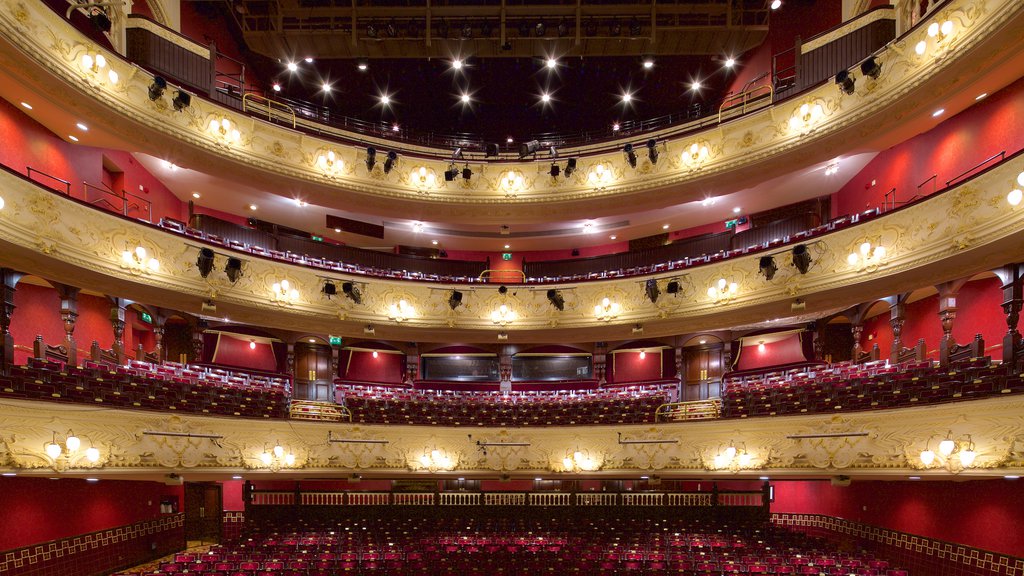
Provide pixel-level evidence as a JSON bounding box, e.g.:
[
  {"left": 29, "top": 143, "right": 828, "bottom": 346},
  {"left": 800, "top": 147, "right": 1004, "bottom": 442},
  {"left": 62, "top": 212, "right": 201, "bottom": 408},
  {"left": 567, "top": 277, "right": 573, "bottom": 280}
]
[
  {"left": 329, "top": 335, "right": 343, "bottom": 346},
  {"left": 139, "top": 311, "right": 153, "bottom": 324},
  {"left": 502, "top": 252, "right": 512, "bottom": 261},
  {"left": 311, "top": 235, "right": 323, "bottom": 242}
]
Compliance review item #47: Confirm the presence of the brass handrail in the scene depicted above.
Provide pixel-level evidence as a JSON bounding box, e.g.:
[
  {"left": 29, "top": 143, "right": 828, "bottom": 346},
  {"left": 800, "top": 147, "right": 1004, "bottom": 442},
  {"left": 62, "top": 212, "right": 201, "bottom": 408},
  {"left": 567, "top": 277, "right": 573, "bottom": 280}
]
[
  {"left": 477, "top": 269, "right": 527, "bottom": 282},
  {"left": 243, "top": 93, "right": 296, "bottom": 129},
  {"left": 655, "top": 399, "right": 722, "bottom": 422},
  {"left": 718, "top": 84, "right": 774, "bottom": 124}
]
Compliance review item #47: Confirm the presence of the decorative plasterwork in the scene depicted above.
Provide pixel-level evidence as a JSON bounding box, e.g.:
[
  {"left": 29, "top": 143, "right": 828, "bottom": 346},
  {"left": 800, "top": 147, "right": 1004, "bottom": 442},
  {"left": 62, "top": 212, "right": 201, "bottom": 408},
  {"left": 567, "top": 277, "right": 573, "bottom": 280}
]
[
  {"left": 0, "top": 0, "right": 1017, "bottom": 210},
  {"left": 1, "top": 395, "right": 1021, "bottom": 476},
  {"left": 0, "top": 158, "right": 1023, "bottom": 339}
]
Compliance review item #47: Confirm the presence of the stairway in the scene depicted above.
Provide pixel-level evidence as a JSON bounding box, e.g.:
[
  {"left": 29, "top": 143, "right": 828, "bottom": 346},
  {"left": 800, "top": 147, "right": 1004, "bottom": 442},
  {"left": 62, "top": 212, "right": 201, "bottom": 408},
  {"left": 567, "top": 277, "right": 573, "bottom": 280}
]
[{"left": 289, "top": 400, "right": 350, "bottom": 422}]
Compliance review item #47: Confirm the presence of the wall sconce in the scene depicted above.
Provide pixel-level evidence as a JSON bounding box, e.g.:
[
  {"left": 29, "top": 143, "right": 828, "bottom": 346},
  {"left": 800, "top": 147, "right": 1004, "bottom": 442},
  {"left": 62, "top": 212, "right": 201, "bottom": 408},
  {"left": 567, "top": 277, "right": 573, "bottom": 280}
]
[
  {"left": 121, "top": 245, "right": 159, "bottom": 274},
  {"left": 681, "top": 142, "right": 710, "bottom": 170},
  {"left": 587, "top": 163, "right": 613, "bottom": 189},
  {"left": 80, "top": 52, "right": 119, "bottom": 85},
  {"left": 920, "top": 431, "right": 976, "bottom": 470},
  {"left": 1006, "top": 172, "right": 1024, "bottom": 205},
  {"left": 788, "top": 101, "right": 825, "bottom": 133},
  {"left": 561, "top": 448, "right": 600, "bottom": 472},
  {"left": 259, "top": 441, "right": 296, "bottom": 469},
  {"left": 209, "top": 117, "right": 241, "bottom": 145},
  {"left": 707, "top": 278, "right": 738, "bottom": 303},
  {"left": 410, "top": 166, "right": 438, "bottom": 190},
  {"left": 846, "top": 241, "right": 886, "bottom": 271},
  {"left": 710, "top": 442, "right": 755, "bottom": 471},
  {"left": 418, "top": 447, "right": 455, "bottom": 471},
  {"left": 316, "top": 150, "right": 344, "bottom": 177},
  {"left": 502, "top": 169, "right": 526, "bottom": 194},
  {"left": 594, "top": 297, "right": 621, "bottom": 321},
  {"left": 44, "top": 430, "right": 101, "bottom": 467},
  {"left": 491, "top": 304, "right": 515, "bottom": 325},
  {"left": 915, "top": 18, "right": 955, "bottom": 57},
  {"left": 388, "top": 299, "right": 414, "bottom": 322},
  {"left": 271, "top": 279, "right": 299, "bottom": 304}
]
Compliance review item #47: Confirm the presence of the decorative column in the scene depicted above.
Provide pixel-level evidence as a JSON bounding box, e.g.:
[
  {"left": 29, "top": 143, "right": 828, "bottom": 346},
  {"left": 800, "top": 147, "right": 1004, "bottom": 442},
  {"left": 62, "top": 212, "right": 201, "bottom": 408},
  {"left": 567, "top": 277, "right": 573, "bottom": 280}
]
[
  {"left": 935, "top": 279, "right": 968, "bottom": 367},
  {"left": 851, "top": 323, "right": 864, "bottom": 361},
  {"left": 109, "top": 300, "right": 126, "bottom": 365},
  {"left": 594, "top": 342, "right": 607, "bottom": 386},
  {"left": 191, "top": 318, "right": 207, "bottom": 363},
  {"left": 844, "top": 302, "right": 873, "bottom": 363},
  {"left": 811, "top": 321, "right": 825, "bottom": 362},
  {"left": 996, "top": 264, "right": 1023, "bottom": 366},
  {"left": 498, "top": 345, "right": 512, "bottom": 393},
  {"left": 152, "top": 325, "right": 165, "bottom": 363},
  {"left": 0, "top": 269, "right": 23, "bottom": 373},
  {"left": 888, "top": 296, "right": 907, "bottom": 364},
  {"left": 55, "top": 285, "right": 80, "bottom": 367}
]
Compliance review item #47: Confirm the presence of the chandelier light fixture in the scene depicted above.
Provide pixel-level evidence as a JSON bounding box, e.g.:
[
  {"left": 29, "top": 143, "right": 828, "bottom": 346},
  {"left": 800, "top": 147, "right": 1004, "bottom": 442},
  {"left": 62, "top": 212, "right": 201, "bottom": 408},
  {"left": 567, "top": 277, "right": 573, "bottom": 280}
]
[
  {"left": 788, "top": 101, "right": 825, "bottom": 133},
  {"left": 316, "top": 149, "right": 344, "bottom": 176},
  {"left": 418, "top": 447, "right": 455, "bottom": 471},
  {"left": 491, "top": 304, "right": 515, "bottom": 325},
  {"left": 388, "top": 299, "right": 415, "bottom": 322},
  {"left": 711, "top": 441, "right": 755, "bottom": 471},
  {"left": 681, "top": 142, "right": 710, "bottom": 170},
  {"left": 44, "top": 430, "right": 101, "bottom": 466},
  {"left": 80, "top": 52, "right": 119, "bottom": 85},
  {"left": 121, "top": 245, "right": 159, "bottom": 274},
  {"left": 707, "top": 278, "right": 738, "bottom": 303},
  {"left": 209, "top": 117, "right": 241, "bottom": 145},
  {"left": 587, "top": 163, "right": 613, "bottom": 189},
  {"left": 593, "top": 297, "right": 621, "bottom": 321},
  {"left": 920, "top": 431, "right": 977, "bottom": 470},
  {"left": 561, "top": 448, "right": 600, "bottom": 472},
  {"left": 259, "top": 441, "right": 297, "bottom": 469},
  {"left": 846, "top": 241, "right": 887, "bottom": 270},
  {"left": 271, "top": 279, "right": 299, "bottom": 304}
]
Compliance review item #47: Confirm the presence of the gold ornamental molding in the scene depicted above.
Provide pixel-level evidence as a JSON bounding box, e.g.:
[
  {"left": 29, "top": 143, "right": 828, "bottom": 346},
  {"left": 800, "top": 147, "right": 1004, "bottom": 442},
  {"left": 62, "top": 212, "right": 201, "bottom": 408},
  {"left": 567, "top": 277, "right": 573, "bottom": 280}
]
[
  {"left": 0, "top": 0, "right": 1021, "bottom": 221},
  {"left": 0, "top": 154, "right": 1022, "bottom": 341},
  {"left": 1, "top": 395, "right": 1022, "bottom": 477}
]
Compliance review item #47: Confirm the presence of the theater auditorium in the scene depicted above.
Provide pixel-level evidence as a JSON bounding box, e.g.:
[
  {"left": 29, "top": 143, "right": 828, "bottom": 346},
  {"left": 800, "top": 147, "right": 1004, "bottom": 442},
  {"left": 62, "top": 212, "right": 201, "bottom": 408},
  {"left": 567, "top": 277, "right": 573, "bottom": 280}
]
[{"left": 0, "top": 0, "right": 1023, "bottom": 574}]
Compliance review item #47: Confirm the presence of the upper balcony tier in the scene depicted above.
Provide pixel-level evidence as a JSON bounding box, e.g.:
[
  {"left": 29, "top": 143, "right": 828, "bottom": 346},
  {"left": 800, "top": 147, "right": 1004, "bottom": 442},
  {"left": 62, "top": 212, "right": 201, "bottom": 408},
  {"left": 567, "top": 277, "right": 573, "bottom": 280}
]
[{"left": 0, "top": 0, "right": 1022, "bottom": 224}]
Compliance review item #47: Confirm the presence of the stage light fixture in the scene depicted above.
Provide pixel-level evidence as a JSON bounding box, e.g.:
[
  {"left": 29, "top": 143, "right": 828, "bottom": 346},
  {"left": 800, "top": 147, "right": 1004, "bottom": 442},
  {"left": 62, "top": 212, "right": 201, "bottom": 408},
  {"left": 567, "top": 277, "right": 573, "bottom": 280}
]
[
  {"left": 323, "top": 280, "right": 337, "bottom": 298},
  {"left": 172, "top": 91, "right": 191, "bottom": 111},
  {"left": 835, "top": 70, "right": 855, "bottom": 95},
  {"left": 196, "top": 248, "right": 215, "bottom": 278},
  {"left": 860, "top": 56, "right": 882, "bottom": 79},
  {"left": 342, "top": 282, "right": 362, "bottom": 304},
  {"left": 485, "top": 143, "right": 500, "bottom": 157},
  {"left": 645, "top": 279, "right": 660, "bottom": 303},
  {"left": 444, "top": 165, "right": 458, "bottom": 182},
  {"left": 646, "top": 139, "right": 659, "bottom": 164},
  {"left": 564, "top": 158, "right": 577, "bottom": 178},
  {"left": 462, "top": 165, "right": 473, "bottom": 180},
  {"left": 224, "top": 257, "right": 243, "bottom": 283},
  {"left": 448, "top": 290, "right": 463, "bottom": 310},
  {"left": 384, "top": 150, "right": 398, "bottom": 174},
  {"left": 519, "top": 140, "right": 541, "bottom": 159},
  {"left": 148, "top": 76, "right": 167, "bottom": 101},
  {"left": 549, "top": 163, "right": 560, "bottom": 177},
  {"left": 535, "top": 21, "right": 546, "bottom": 36},
  {"left": 792, "top": 244, "right": 812, "bottom": 274},
  {"left": 666, "top": 281, "right": 680, "bottom": 294},
  {"left": 759, "top": 255, "right": 778, "bottom": 280},
  {"left": 365, "top": 147, "right": 377, "bottom": 171},
  {"left": 546, "top": 289, "right": 565, "bottom": 311},
  {"left": 90, "top": 8, "right": 112, "bottom": 32},
  {"left": 624, "top": 144, "right": 637, "bottom": 168}
]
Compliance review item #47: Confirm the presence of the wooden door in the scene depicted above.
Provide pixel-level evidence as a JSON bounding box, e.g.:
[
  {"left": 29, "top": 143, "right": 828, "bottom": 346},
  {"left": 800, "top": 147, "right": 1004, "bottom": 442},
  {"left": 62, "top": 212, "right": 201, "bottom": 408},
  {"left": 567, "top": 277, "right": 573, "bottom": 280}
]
[
  {"left": 294, "top": 342, "right": 334, "bottom": 402},
  {"left": 682, "top": 345, "right": 724, "bottom": 401},
  {"left": 184, "top": 483, "right": 221, "bottom": 544}
]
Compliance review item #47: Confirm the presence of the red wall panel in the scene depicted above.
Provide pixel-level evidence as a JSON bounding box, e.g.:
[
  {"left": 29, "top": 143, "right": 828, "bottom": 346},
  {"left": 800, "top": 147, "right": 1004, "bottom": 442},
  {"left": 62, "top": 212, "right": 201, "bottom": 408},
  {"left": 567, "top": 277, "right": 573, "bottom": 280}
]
[
  {"left": 0, "top": 477, "right": 179, "bottom": 550},
  {"left": 340, "top": 349, "right": 405, "bottom": 383},
  {"left": 735, "top": 333, "right": 808, "bottom": 371},
  {"left": 772, "top": 478, "right": 1024, "bottom": 557},
  {"left": 210, "top": 333, "right": 278, "bottom": 372},
  {"left": 609, "top": 350, "right": 663, "bottom": 383},
  {"left": 10, "top": 281, "right": 63, "bottom": 365}
]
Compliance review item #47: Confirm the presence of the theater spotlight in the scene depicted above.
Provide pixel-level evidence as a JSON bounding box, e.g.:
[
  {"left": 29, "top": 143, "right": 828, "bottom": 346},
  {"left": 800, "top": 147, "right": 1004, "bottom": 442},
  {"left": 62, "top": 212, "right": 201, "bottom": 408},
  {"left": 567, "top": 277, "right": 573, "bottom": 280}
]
[
  {"left": 448, "top": 290, "right": 463, "bottom": 310},
  {"left": 342, "top": 282, "right": 362, "bottom": 304},
  {"left": 835, "top": 70, "right": 855, "bottom": 95},
  {"left": 224, "top": 257, "right": 243, "bottom": 283},
  {"left": 792, "top": 244, "right": 812, "bottom": 274},
  {"left": 148, "top": 77, "right": 167, "bottom": 101},
  {"left": 196, "top": 248, "right": 215, "bottom": 278},
  {"left": 546, "top": 289, "right": 565, "bottom": 311},
  {"left": 444, "top": 165, "right": 459, "bottom": 182},
  {"left": 759, "top": 255, "right": 778, "bottom": 280},
  {"left": 462, "top": 165, "right": 473, "bottom": 180},
  {"left": 646, "top": 139, "right": 659, "bottom": 164},
  {"left": 172, "top": 90, "right": 191, "bottom": 111},
  {"left": 548, "top": 146, "right": 558, "bottom": 158},
  {"left": 549, "top": 163, "right": 560, "bottom": 177},
  {"left": 564, "top": 158, "right": 577, "bottom": 178},
  {"left": 384, "top": 151, "right": 398, "bottom": 174},
  {"left": 645, "top": 278, "right": 660, "bottom": 303},
  {"left": 624, "top": 144, "right": 637, "bottom": 168},
  {"left": 860, "top": 56, "right": 882, "bottom": 80},
  {"left": 365, "top": 147, "right": 377, "bottom": 171},
  {"left": 519, "top": 140, "right": 541, "bottom": 159},
  {"left": 322, "top": 280, "right": 338, "bottom": 299},
  {"left": 485, "top": 143, "right": 500, "bottom": 157}
]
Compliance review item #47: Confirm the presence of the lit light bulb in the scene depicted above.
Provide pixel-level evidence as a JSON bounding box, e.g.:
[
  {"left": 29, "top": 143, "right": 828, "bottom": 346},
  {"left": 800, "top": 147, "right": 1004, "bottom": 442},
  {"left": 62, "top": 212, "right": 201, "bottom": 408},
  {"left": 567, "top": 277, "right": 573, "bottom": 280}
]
[
  {"left": 86, "top": 447, "right": 100, "bottom": 462},
  {"left": 431, "top": 449, "right": 441, "bottom": 460},
  {"left": 95, "top": 54, "right": 106, "bottom": 69},
  {"left": 873, "top": 246, "right": 886, "bottom": 259},
  {"left": 738, "top": 452, "right": 753, "bottom": 467},
  {"left": 940, "top": 20, "right": 953, "bottom": 35},
  {"left": 959, "top": 449, "right": 976, "bottom": 467},
  {"left": 920, "top": 449, "right": 935, "bottom": 466},
  {"left": 260, "top": 452, "right": 272, "bottom": 465},
  {"left": 1008, "top": 189, "right": 1023, "bottom": 206},
  {"left": 81, "top": 54, "right": 94, "bottom": 70},
  {"left": 1017, "top": 171, "right": 1024, "bottom": 187},
  {"left": 724, "top": 445, "right": 737, "bottom": 459},
  {"left": 717, "top": 278, "right": 727, "bottom": 291},
  {"left": 927, "top": 22, "right": 939, "bottom": 37},
  {"left": 915, "top": 41, "right": 927, "bottom": 56},
  {"left": 713, "top": 454, "right": 729, "bottom": 469},
  {"left": 372, "top": 351, "right": 379, "bottom": 359},
  {"left": 284, "top": 453, "right": 296, "bottom": 466},
  {"left": 46, "top": 442, "right": 62, "bottom": 459},
  {"left": 639, "top": 351, "right": 646, "bottom": 360},
  {"left": 65, "top": 435, "right": 81, "bottom": 452},
  {"left": 938, "top": 438, "right": 956, "bottom": 457},
  {"left": 563, "top": 457, "right": 574, "bottom": 469},
  {"left": 847, "top": 253, "right": 859, "bottom": 266},
  {"left": 249, "top": 340, "right": 256, "bottom": 350},
  {"left": 273, "top": 444, "right": 284, "bottom": 458},
  {"left": 860, "top": 242, "right": 872, "bottom": 256},
  {"left": 420, "top": 454, "right": 431, "bottom": 466}
]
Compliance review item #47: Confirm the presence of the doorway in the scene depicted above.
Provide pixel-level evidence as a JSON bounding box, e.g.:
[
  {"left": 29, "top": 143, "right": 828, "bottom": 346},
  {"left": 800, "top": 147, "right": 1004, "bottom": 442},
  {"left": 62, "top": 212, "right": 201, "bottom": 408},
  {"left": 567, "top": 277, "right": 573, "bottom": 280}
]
[{"left": 184, "top": 482, "right": 222, "bottom": 546}]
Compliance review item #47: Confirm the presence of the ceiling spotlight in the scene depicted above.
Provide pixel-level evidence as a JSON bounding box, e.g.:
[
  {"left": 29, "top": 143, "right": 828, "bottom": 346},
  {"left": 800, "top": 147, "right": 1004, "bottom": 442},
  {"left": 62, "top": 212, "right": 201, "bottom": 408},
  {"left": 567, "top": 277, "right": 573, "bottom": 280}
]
[
  {"left": 932, "top": 108, "right": 945, "bottom": 117},
  {"left": 272, "top": 83, "right": 281, "bottom": 92},
  {"left": 196, "top": 248, "right": 215, "bottom": 278},
  {"left": 287, "top": 62, "right": 298, "bottom": 72},
  {"left": 357, "top": 61, "right": 368, "bottom": 71},
  {"left": 724, "top": 58, "right": 736, "bottom": 68},
  {"left": 770, "top": 0, "right": 782, "bottom": 9},
  {"left": 392, "top": 123, "right": 400, "bottom": 132},
  {"left": 380, "top": 94, "right": 391, "bottom": 106},
  {"left": 759, "top": 256, "right": 778, "bottom": 280},
  {"left": 540, "top": 93, "right": 551, "bottom": 104},
  {"left": 172, "top": 90, "right": 191, "bottom": 111},
  {"left": 448, "top": 290, "right": 463, "bottom": 310},
  {"left": 646, "top": 139, "right": 659, "bottom": 164},
  {"left": 68, "top": 135, "right": 79, "bottom": 142},
  {"left": 612, "top": 122, "right": 620, "bottom": 131},
  {"left": 224, "top": 257, "right": 243, "bottom": 283},
  {"left": 76, "top": 122, "right": 88, "bottom": 131},
  {"left": 623, "top": 143, "right": 637, "bottom": 168},
  {"left": 365, "top": 146, "right": 377, "bottom": 171},
  {"left": 564, "top": 158, "right": 577, "bottom": 178},
  {"left": 733, "top": 207, "right": 742, "bottom": 214},
  {"left": 792, "top": 244, "right": 812, "bottom": 274},
  {"left": 384, "top": 150, "right": 398, "bottom": 174},
  {"left": 546, "top": 58, "right": 557, "bottom": 70},
  {"left": 323, "top": 280, "right": 337, "bottom": 298},
  {"left": 621, "top": 92, "right": 632, "bottom": 103},
  {"left": 691, "top": 81, "right": 702, "bottom": 91},
  {"left": 304, "top": 57, "right": 314, "bottom": 63},
  {"left": 546, "top": 289, "right": 565, "bottom": 311},
  {"left": 460, "top": 93, "right": 471, "bottom": 104},
  {"left": 20, "top": 102, "right": 31, "bottom": 109},
  {"left": 322, "top": 82, "right": 332, "bottom": 92},
  {"left": 835, "top": 70, "right": 855, "bottom": 95},
  {"left": 519, "top": 140, "right": 540, "bottom": 159},
  {"left": 642, "top": 59, "right": 654, "bottom": 69},
  {"left": 148, "top": 76, "right": 167, "bottom": 100},
  {"left": 342, "top": 282, "right": 362, "bottom": 304},
  {"left": 860, "top": 56, "right": 882, "bottom": 79},
  {"left": 452, "top": 59, "right": 463, "bottom": 70}
]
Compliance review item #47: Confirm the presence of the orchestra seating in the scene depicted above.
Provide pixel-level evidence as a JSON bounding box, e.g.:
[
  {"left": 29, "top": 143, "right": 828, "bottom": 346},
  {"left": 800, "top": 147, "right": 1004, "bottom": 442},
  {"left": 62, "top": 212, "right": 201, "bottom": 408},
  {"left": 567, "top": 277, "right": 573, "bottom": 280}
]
[
  {"left": 721, "top": 357, "right": 1024, "bottom": 418},
  {"left": 337, "top": 382, "right": 678, "bottom": 426},
  {"left": 116, "top": 514, "right": 908, "bottom": 576},
  {"left": 0, "top": 358, "right": 289, "bottom": 418}
]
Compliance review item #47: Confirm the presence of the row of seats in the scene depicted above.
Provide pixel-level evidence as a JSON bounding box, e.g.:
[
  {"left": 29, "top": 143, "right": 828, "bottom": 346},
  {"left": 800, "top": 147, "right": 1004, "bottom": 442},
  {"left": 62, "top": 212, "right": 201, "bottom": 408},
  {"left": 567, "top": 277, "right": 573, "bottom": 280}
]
[
  {"left": 116, "top": 514, "right": 908, "bottom": 575},
  {"left": 0, "top": 360, "right": 288, "bottom": 419},
  {"left": 722, "top": 358, "right": 1022, "bottom": 418}
]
